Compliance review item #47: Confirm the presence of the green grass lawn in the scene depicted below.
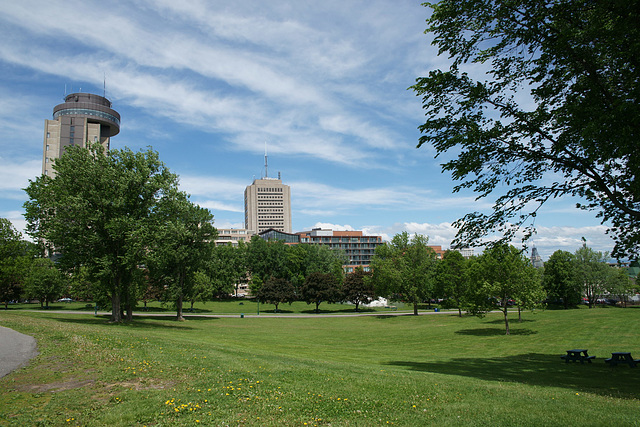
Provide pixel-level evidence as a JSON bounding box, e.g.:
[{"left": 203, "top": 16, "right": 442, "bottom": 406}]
[
  {"left": 4, "top": 299, "right": 412, "bottom": 315},
  {"left": 1, "top": 308, "right": 638, "bottom": 426}
]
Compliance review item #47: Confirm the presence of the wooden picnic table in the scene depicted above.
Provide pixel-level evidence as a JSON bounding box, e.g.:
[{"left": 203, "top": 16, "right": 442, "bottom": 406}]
[
  {"left": 605, "top": 352, "right": 639, "bottom": 368},
  {"left": 560, "top": 349, "right": 595, "bottom": 364}
]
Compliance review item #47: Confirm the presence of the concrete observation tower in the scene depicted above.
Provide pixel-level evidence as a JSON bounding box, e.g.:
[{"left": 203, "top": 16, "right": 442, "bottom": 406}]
[{"left": 43, "top": 92, "right": 120, "bottom": 176}]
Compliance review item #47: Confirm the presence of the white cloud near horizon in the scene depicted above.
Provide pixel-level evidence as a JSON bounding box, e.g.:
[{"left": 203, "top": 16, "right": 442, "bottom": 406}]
[
  {"left": 0, "top": 158, "right": 41, "bottom": 199},
  {"left": 317, "top": 221, "right": 614, "bottom": 261}
]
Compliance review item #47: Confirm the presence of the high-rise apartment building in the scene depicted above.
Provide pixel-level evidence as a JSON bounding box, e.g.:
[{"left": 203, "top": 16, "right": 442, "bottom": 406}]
[
  {"left": 297, "top": 229, "right": 383, "bottom": 272},
  {"left": 43, "top": 93, "right": 120, "bottom": 176},
  {"left": 244, "top": 177, "right": 292, "bottom": 234}
]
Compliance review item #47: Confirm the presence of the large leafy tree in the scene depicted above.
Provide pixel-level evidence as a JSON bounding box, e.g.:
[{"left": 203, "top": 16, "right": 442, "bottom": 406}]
[
  {"left": 246, "top": 236, "right": 291, "bottom": 292},
  {"left": 573, "top": 243, "right": 610, "bottom": 308},
  {"left": 370, "top": 232, "right": 437, "bottom": 315},
  {"left": 255, "top": 276, "right": 296, "bottom": 312},
  {"left": 543, "top": 250, "right": 582, "bottom": 308},
  {"left": 148, "top": 190, "right": 217, "bottom": 321},
  {"left": 24, "top": 258, "right": 65, "bottom": 309},
  {"left": 209, "top": 243, "right": 248, "bottom": 298},
  {"left": 342, "top": 267, "right": 375, "bottom": 312},
  {"left": 0, "top": 219, "right": 33, "bottom": 308},
  {"left": 467, "top": 244, "right": 544, "bottom": 334},
  {"left": 300, "top": 271, "right": 342, "bottom": 313},
  {"left": 412, "top": 1, "right": 640, "bottom": 258},
  {"left": 435, "top": 250, "right": 469, "bottom": 317},
  {"left": 606, "top": 267, "right": 635, "bottom": 307},
  {"left": 24, "top": 143, "right": 179, "bottom": 322},
  {"left": 287, "top": 244, "right": 346, "bottom": 288}
]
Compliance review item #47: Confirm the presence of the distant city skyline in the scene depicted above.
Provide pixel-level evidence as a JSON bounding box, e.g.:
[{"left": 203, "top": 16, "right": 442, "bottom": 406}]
[{"left": 0, "top": 1, "right": 616, "bottom": 261}]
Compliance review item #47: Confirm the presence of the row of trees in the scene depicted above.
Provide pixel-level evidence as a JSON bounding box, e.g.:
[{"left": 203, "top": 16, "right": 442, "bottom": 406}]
[
  {"left": 367, "top": 232, "right": 635, "bottom": 335},
  {"left": 368, "top": 232, "right": 544, "bottom": 334},
  {"left": 10, "top": 143, "right": 636, "bottom": 328},
  {"left": 4, "top": 199, "right": 634, "bottom": 333},
  {"left": 22, "top": 143, "right": 217, "bottom": 322},
  {"left": 14, "top": 143, "right": 355, "bottom": 321},
  {"left": 544, "top": 245, "right": 635, "bottom": 309},
  {"left": 0, "top": 218, "right": 66, "bottom": 309}
]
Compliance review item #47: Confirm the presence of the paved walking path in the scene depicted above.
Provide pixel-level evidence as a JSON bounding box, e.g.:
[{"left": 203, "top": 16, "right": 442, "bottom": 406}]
[{"left": 0, "top": 326, "right": 38, "bottom": 378}]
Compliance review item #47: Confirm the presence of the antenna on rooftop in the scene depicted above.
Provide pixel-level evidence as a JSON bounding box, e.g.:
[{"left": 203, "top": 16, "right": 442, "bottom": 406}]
[
  {"left": 103, "top": 73, "right": 106, "bottom": 98},
  {"left": 264, "top": 141, "right": 268, "bottom": 178}
]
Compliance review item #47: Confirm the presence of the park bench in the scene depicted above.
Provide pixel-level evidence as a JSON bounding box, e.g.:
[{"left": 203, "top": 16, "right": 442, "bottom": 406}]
[
  {"left": 605, "top": 352, "right": 639, "bottom": 368},
  {"left": 561, "top": 349, "right": 595, "bottom": 364}
]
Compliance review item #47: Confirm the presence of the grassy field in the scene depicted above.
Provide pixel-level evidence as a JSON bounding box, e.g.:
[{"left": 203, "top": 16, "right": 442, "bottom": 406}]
[
  {"left": 0, "top": 307, "right": 638, "bottom": 426},
  {"left": 3, "top": 299, "right": 411, "bottom": 315}
]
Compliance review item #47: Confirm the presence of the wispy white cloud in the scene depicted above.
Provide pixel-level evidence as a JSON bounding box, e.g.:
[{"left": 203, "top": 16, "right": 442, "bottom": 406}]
[
  {"left": 292, "top": 180, "right": 488, "bottom": 214},
  {"left": 0, "top": 0, "right": 614, "bottom": 259},
  {"left": 0, "top": 0, "right": 423, "bottom": 169},
  {"left": 1, "top": 210, "right": 28, "bottom": 237},
  {"left": 0, "top": 158, "right": 41, "bottom": 198}
]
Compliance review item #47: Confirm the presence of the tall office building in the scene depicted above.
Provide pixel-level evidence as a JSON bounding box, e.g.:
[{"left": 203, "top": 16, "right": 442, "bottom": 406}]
[
  {"left": 43, "top": 92, "right": 120, "bottom": 176},
  {"left": 244, "top": 176, "right": 292, "bottom": 234}
]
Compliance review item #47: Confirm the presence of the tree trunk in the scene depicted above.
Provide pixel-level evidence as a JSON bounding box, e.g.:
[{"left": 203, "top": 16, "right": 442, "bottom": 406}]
[
  {"left": 518, "top": 306, "right": 522, "bottom": 322},
  {"left": 176, "top": 271, "right": 185, "bottom": 321},
  {"left": 315, "top": 301, "right": 320, "bottom": 313},
  {"left": 458, "top": 307, "right": 462, "bottom": 317},
  {"left": 111, "top": 292, "right": 122, "bottom": 322},
  {"left": 503, "top": 309, "right": 510, "bottom": 335},
  {"left": 413, "top": 303, "right": 418, "bottom": 315},
  {"left": 176, "top": 293, "right": 184, "bottom": 321},
  {"left": 126, "top": 302, "right": 133, "bottom": 321}
]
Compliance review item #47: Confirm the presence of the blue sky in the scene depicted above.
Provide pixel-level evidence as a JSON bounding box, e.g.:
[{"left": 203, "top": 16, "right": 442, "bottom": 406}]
[{"left": 0, "top": 0, "right": 614, "bottom": 260}]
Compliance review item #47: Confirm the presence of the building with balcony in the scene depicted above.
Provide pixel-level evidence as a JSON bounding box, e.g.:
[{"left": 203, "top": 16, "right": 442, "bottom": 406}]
[
  {"left": 259, "top": 228, "right": 382, "bottom": 272},
  {"left": 215, "top": 228, "right": 254, "bottom": 246}
]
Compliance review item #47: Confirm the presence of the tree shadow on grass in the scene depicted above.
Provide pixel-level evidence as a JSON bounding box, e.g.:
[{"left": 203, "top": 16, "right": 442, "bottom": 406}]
[
  {"left": 260, "top": 309, "right": 295, "bottom": 314},
  {"left": 385, "top": 353, "right": 640, "bottom": 399},
  {"left": 484, "top": 317, "right": 537, "bottom": 324},
  {"left": 455, "top": 328, "right": 538, "bottom": 336},
  {"left": 334, "top": 307, "right": 378, "bottom": 314},
  {"left": 374, "top": 314, "right": 417, "bottom": 320},
  {"left": 44, "top": 315, "right": 209, "bottom": 330},
  {"left": 300, "top": 308, "right": 336, "bottom": 314}
]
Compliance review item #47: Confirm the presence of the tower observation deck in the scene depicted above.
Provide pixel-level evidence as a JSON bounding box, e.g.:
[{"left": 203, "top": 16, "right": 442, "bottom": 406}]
[
  {"left": 52, "top": 93, "right": 120, "bottom": 136},
  {"left": 43, "top": 92, "right": 121, "bottom": 176}
]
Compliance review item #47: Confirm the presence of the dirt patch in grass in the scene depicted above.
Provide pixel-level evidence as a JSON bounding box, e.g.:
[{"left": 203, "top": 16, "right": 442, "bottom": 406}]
[
  {"left": 104, "top": 378, "right": 176, "bottom": 391},
  {"left": 15, "top": 376, "right": 174, "bottom": 395},
  {"left": 16, "top": 378, "right": 96, "bottom": 393}
]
